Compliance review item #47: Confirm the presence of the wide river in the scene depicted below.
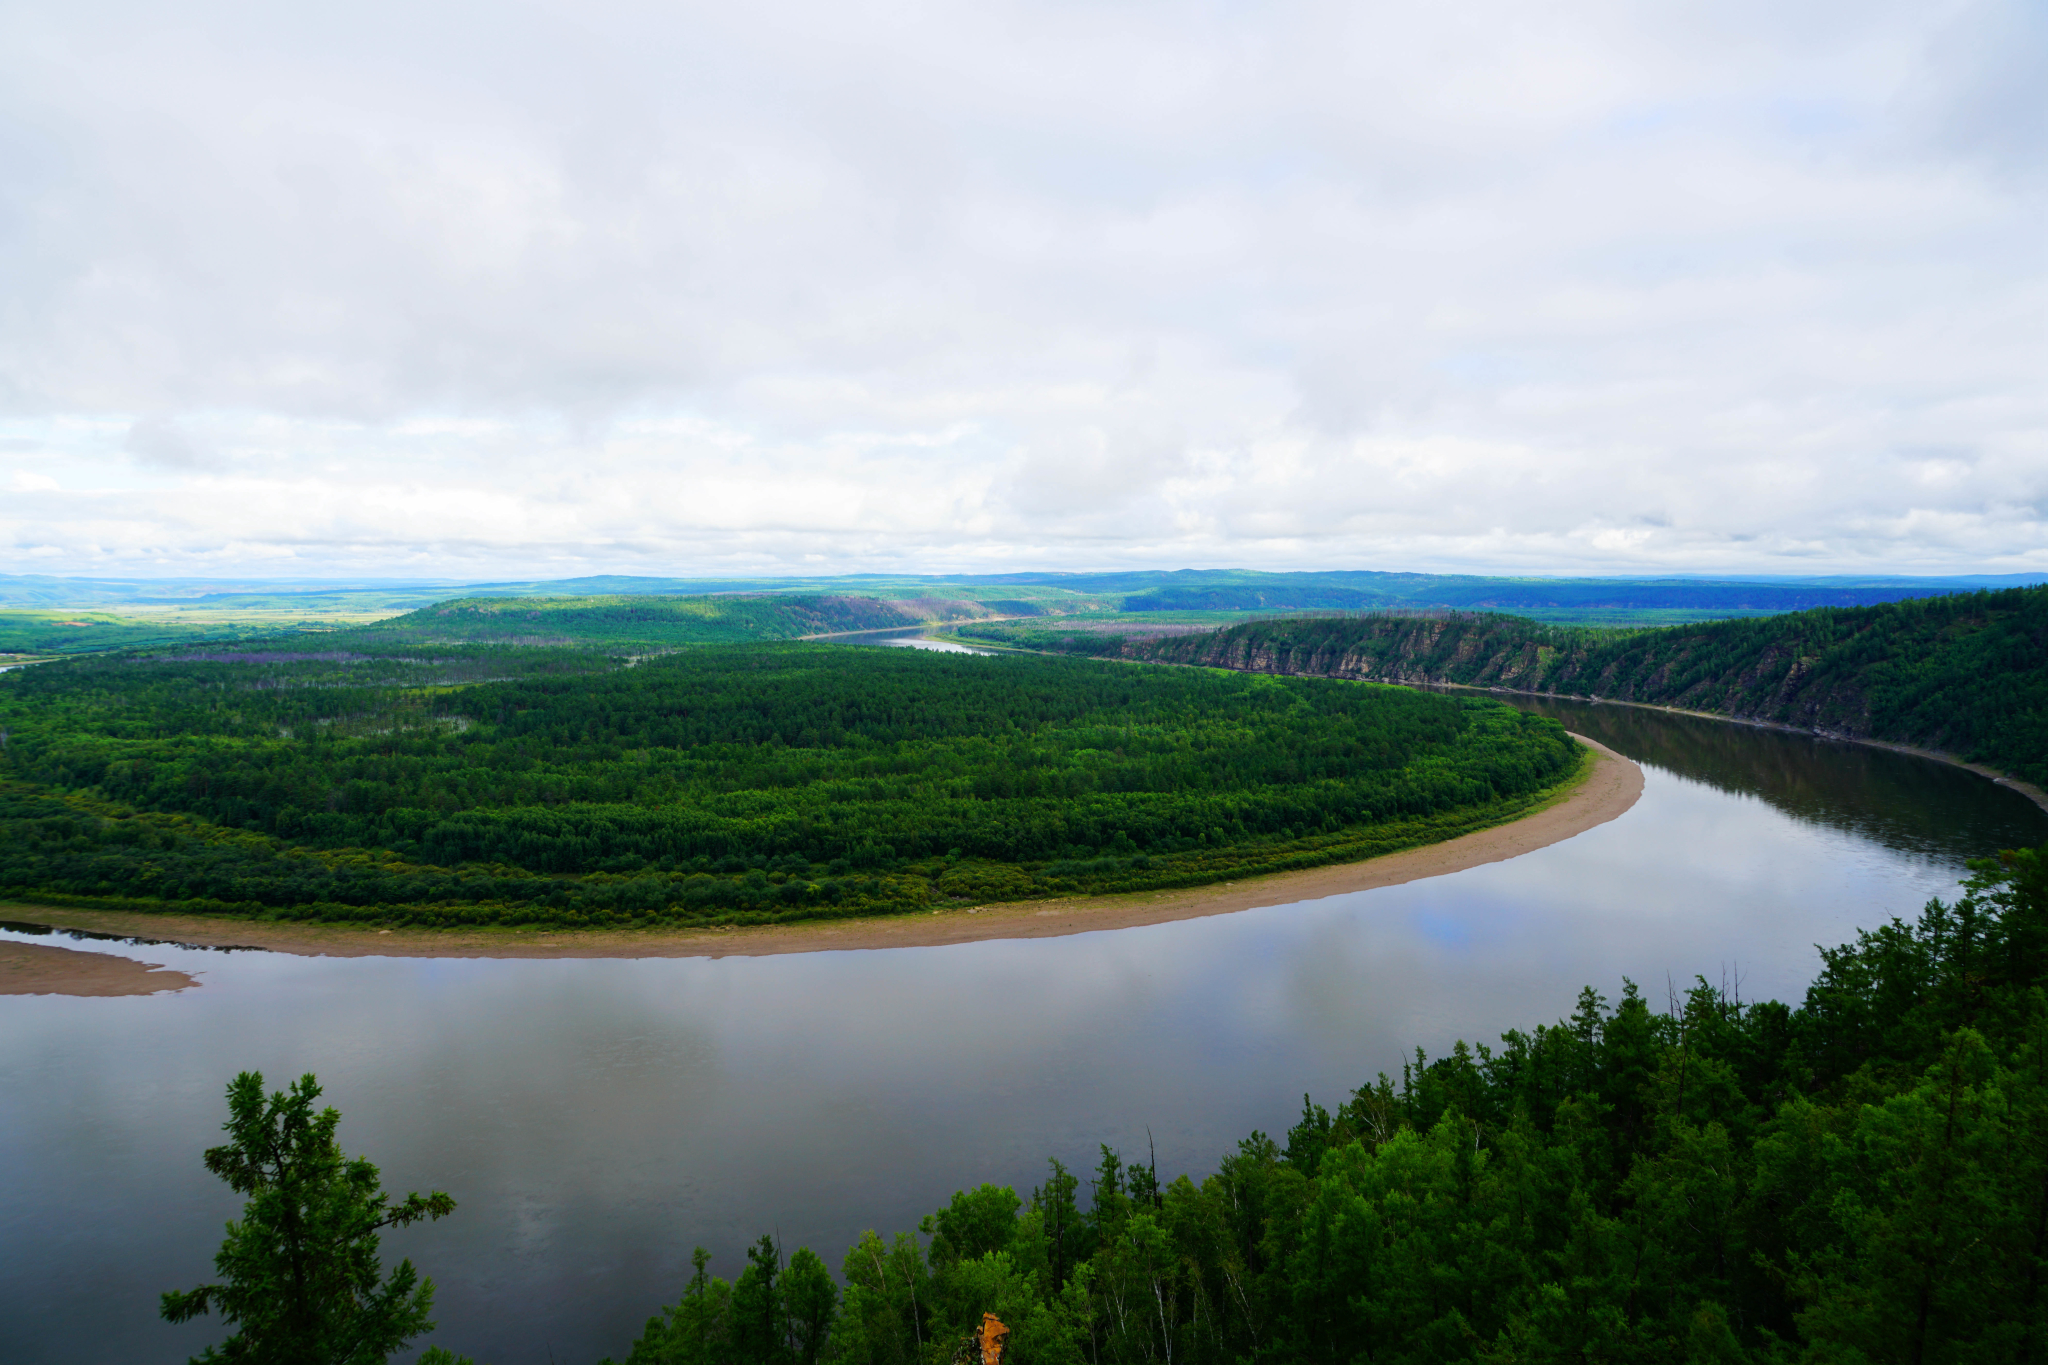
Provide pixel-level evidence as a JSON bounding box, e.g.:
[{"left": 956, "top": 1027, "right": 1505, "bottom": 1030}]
[{"left": 4, "top": 692, "right": 2045, "bottom": 1365}]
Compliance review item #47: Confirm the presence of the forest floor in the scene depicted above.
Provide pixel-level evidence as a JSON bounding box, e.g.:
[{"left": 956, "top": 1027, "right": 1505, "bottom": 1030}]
[{"left": 2, "top": 734, "right": 1640, "bottom": 986}]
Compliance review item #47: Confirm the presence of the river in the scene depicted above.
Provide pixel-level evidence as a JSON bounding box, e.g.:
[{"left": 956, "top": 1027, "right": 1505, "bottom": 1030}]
[{"left": 2, "top": 695, "right": 2043, "bottom": 1364}]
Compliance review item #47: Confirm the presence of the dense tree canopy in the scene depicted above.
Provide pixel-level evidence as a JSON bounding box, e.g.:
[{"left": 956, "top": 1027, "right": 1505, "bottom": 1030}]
[
  {"left": 0, "top": 643, "right": 1579, "bottom": 928},
  {"left": 339, "top": 593, "right": 932, "bottom": 650}
]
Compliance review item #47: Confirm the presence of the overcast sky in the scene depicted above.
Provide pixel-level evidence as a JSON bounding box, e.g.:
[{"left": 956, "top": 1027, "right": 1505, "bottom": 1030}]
[{"left": 1, "top": 0, "right": 2041, "bottom": 580}]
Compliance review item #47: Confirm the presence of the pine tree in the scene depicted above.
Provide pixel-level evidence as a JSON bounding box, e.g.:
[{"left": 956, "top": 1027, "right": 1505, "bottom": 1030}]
[{"left": 161, "top": 1072, "right": 462, "bottom": 1365}]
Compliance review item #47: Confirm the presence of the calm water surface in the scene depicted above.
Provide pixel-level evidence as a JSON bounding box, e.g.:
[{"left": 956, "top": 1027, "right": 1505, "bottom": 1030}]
[
  {"left": 3, "top": 696, "right": 2043, "bottom": 1364},
  {"left": 810, "top": 629, "right": 993, "bottom": 655},
  {"left": 878, "top": 637, "right": 995, "bottom": 654}
]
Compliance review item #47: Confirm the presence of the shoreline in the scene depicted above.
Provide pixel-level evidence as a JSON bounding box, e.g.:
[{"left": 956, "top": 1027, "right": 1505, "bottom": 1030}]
[
  {"left": 2, "top": 734, "right": 1641, "bottom": 977},
  {"left": 1445, "top": 684, "right": 2048, "bottom": 814},
  {"left": 951, "top": 636, "right": 2048, "bottom": 816},
  {"left": 0, "top": 938, "right": 199, "bottom": 996}
]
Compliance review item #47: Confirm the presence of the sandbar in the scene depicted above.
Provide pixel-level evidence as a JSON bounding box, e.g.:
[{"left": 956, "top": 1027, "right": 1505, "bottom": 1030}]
[
  {"left": 0, "top": 938, "right": 199, "bottom": 996},
  {"left": 2, "top": 734, "right": 1641, "bottom": 966}
]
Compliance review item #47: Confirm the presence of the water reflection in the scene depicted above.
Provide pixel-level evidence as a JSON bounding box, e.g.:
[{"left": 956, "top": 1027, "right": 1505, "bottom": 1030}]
[
  {"left": 1501, "top": 695, "right": 2046, "bottom": 860},
  {"left": 0, "top": 918, "right": 264, "bottom": 953},
  {"left": 2, "top": 710, "right": 2043, "bottom": 1365},
  {"left": 808, "top": 628, "right": 996, "bottom": 654},
  {"left": 875, "top": 636, "right": 994, "bottom": 655}
]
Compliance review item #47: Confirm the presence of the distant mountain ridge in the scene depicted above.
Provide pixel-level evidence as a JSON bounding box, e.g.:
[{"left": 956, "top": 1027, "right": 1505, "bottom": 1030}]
[
  {"left": 1112, "top": 575, "right": 2046, "bottom": 615},
  {"left": 4, "top": 567, "right": 2041, "bottom": 614}
]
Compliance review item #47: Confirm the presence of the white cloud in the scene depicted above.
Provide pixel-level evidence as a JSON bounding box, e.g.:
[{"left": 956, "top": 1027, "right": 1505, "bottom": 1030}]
[{"left": 0, "top": 0, "right": 2040, "bottom": 577}]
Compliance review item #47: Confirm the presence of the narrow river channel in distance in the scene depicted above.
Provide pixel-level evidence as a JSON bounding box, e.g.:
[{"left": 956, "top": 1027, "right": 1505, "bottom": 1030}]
[{"left": 3, "top": 691, "right": 2044, "bottom": 1364}]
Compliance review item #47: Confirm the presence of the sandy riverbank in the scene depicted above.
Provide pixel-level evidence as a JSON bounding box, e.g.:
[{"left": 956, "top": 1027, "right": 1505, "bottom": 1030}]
[
  {"left": 0, "top": 938, "right": 199, "bottom": 996},
  {"left": 3, "top": 734, "right": 1640, "bottom": 982}
]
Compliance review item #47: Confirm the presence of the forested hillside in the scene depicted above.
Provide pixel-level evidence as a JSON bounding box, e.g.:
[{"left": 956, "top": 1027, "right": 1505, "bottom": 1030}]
[
  {"left": 0, "top": 590, "right": 1047, "bottom": 661},
  {"left": 340, "top": 594, "right": 948, "bottom": 649},
  {"left": 967, "top": 586, "right": 2048, "bottom": 787},
  {"left": 1112, "top": 575, "right": 2022, "bottom": 616},
  {"left": 606, "top": 845, "right": 2048, "bottom": 1363},
  {"left": 0, "top": 611, "right": 279, "bottom": 655},
  {"left": 0, "top": 644, "right": 1578, "bottom": 927}
]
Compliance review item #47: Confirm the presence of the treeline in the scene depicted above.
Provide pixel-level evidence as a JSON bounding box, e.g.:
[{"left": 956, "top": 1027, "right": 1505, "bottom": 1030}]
[
  {"left": 0, "top": 644, "right": 1578, "bottom": 927},
  {"left": 969, "top": 585, "right": 2048, "bottom": 787},
  {"left": 612, "top": 845, "right": 2048, "bottom": 1363}
]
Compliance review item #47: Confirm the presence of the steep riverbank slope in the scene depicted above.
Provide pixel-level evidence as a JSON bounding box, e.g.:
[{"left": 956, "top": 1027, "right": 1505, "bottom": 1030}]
[{"left": 967, "top": 585, "right": 2048, "bottom": 788}]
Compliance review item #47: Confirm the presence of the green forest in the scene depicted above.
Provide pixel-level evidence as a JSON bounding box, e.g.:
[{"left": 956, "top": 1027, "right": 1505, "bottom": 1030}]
[
  {"left": 964, "top": 585, "right": 2048, "bottom": 787},
  {"left": 0, "top": 589, "right": 1017, "bottom": 661},
  {"left": 0, "top": 642, "right": 1579, "bottom": 927},
  {"left": 339, "top": 593, "right": 944, "bottom": 650},
  {"left": 0, "top": 610, "right": 289, "bottom": 656},
  {"left": 593, "top": 845, "right": 2048, "bottom": 1364}
]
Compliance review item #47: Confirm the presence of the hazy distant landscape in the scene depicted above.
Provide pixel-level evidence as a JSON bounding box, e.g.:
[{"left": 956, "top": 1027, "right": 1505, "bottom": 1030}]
[{"left": 7, "top": 567, "right": 2043, "bottom": 657}]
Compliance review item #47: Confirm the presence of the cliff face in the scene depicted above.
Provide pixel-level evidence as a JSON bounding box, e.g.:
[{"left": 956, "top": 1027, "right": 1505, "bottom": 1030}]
[
  {"left": 1084, "top": 587, "right": 2048, "bottom": 785},
  {"left": 1144, "top": 618, "right": 1561, "bottom": 693},
  {"left": 1137, "top": 622, "right": 1878, "bottom": 735}
]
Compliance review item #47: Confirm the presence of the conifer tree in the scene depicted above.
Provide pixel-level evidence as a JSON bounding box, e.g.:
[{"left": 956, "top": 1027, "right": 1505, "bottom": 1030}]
[{"left": 162, "top": 1072, "right": 462, "bottom": 1365}]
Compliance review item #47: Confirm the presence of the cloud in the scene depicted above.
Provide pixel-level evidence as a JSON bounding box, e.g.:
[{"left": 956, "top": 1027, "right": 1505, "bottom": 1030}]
[
  {"left": 122, "top": 417, "right": 218, "bottom": 470},
  {"left": 0, "top": 0, "right": 2040, "bottom": 576}
]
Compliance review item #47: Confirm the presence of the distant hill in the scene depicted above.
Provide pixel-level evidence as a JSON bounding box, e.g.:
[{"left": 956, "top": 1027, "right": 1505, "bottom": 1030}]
[
  {"left": 987, "top": 586, "right": 2048, "bottom": 787},
  {"left": 338, "top": 593, "right": 996, "bottom": 649},
  {"left": 1109, "top": 570, "right": 2048, "bottom": 616},
  {"left": 0, "top": 611, "right": 278, "bottom": 656},
  {"left": 7, "top": 567, "right": 2041, "bottom": 623}
]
